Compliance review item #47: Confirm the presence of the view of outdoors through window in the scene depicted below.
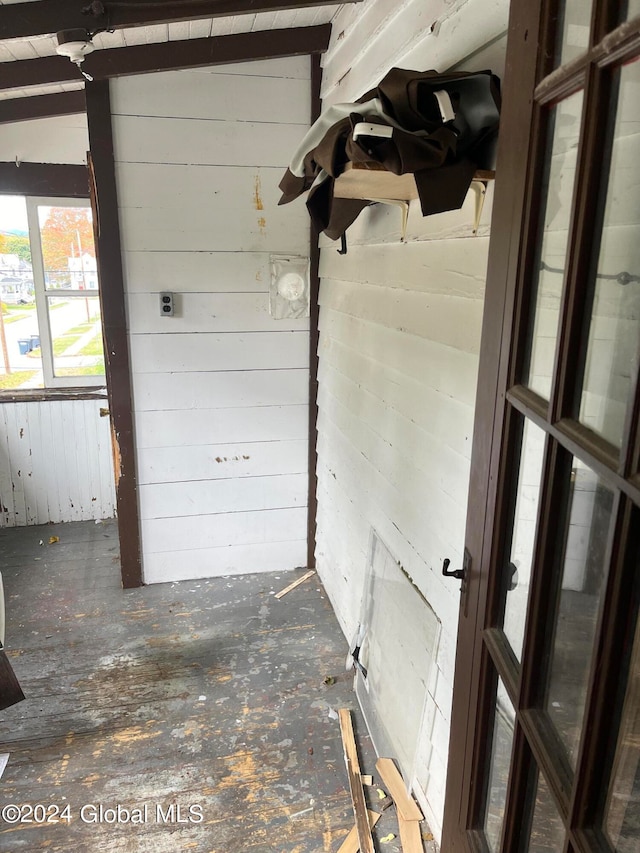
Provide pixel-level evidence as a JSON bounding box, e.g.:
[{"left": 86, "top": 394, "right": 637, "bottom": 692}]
[{"left": 0, "top": 195, "right": 105, "bottom": 390}]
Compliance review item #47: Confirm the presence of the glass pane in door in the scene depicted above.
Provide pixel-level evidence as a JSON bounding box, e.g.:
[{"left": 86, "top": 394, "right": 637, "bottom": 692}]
[
  {"left": 546, "top": 460, "right": 615, "bottom": 768},
  {"left": 554, "top": 1, "right": 593, "bottom": 67},
  {"left": 503, "top": 419, "right": 547, "bottom": 661},
  {"left": 622, "top": 1, "right": 640, "bottom": 22},
  {"left": 47, "top": 295, "right": 105, "bottom": 379},
  {"left": 484, "top": 678, "right": 516, "bottom": 852},
  {"left": 577, "top": 59, "right": 640, "bottom": 450},
  {"left": 604, "top": 609, "right": 640, "bottom": 851},
  {"left": 527, "top": 767, "right": 566, "bottom": 852},
  {"left": 525, "top": 92, "right": 584, "bottom": 399}
]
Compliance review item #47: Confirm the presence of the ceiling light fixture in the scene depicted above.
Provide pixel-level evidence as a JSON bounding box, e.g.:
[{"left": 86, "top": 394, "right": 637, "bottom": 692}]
[{"left": 55, "top": 29, "right": 95, "bottom": 81}]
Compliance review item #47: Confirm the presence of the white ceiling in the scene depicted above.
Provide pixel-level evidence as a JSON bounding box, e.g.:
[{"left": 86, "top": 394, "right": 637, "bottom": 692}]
[{"left": 0, "top": 2, "right": 344, "bottom": 101}]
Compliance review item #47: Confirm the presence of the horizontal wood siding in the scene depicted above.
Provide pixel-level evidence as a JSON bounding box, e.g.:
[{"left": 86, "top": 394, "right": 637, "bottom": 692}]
[
  {"left": 0, "top": 113, "right": 89, "bottom": 165},
  {"left": 0, "top": 400, "right": 116, "bottom": 527},
  {"left": 316, "top": 0, "right": 509, "bottom": 841},
  {"left": 110, "top": 59, "right": 310, "bottom": 584}
]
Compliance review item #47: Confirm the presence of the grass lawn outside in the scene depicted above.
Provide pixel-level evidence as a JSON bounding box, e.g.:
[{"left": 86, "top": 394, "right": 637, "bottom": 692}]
[{"left": 0, "top": 370, "right": 38, "bottom": 390}]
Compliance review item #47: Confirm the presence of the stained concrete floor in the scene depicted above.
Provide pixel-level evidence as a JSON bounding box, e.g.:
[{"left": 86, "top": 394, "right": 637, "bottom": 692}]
[{"left": 0, "top": 519, "right": 431, "bottom": 853}]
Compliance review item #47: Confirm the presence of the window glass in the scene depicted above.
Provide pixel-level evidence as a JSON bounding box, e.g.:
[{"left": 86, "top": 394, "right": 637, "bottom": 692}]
[
  {"left": 484, "top": 677, "right": 516, "bottom": 852},
  {"left": 525, "top": 92, "right": 584, "bottom": 399},
  {"left": 0, "top": 196, "right": 104, "bottom": 390},
  {"left": 577, "top": 60, "right": 640, "bottom": 450},
  {"left": 546, "top": 460, "right": 614, "bottom": 769}
]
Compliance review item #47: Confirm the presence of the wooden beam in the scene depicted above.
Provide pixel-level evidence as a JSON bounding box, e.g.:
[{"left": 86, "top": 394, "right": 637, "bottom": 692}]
[
  {"left": 85, "top": 80, "right": 142, "bottom": 589},
  {"left": 375, "top": 758, "right": 424, "bottom": 822},
  {"left": 0, "top": 162, "right": 89, "bottom": 197},
  {"left": 0, "top": 0, "right": 359, "bottom": 41},
  {"left": 339, "top": 709, "right": 375, "bottom": 853},
  {"left": 274, "top": 570, "right": 316, "bottom": 600},
  {"left": 0, "top": 649, "right": 25, "bottom": 711},
  {"left": 0, "top": 25, "right": 331, "bottom": 91},
  {"left": 337, "top": 811, "right": 381, "bottom": 853},
  {"left": 307, "top": 52, "right": 322, "bottom": 572},
  {"left": 0, "top": 90, "right": 85, "bottom": 124}
]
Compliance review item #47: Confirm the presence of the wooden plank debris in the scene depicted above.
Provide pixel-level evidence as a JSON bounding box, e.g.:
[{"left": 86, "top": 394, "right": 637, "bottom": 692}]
[
  {"left": 375, "top": 758, "right": 424, "bottom": 822},
  {"left": 275, "top": 569, "right": 316, "bottom": 599},
  {"left": 398, "top": 815, "right": 424, "bottom": 853},
  {"left": 336, "top": 810, "right": 381, "bottom": 853},
  {"left": 339, "top": 709, "right": 374, "bottom": 853}
]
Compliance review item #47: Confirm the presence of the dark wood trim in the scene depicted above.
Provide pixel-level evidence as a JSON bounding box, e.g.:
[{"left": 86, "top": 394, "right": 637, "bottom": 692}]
[
  {"left": 501, "top": 725, "right": 536, "bottom": 853},
  {"left": 85, "top": 80, "right": 142, "bottom": 590},
  {"left": 520, "top": 708, "right": 573, "bottom": 818},
  {"left": 0, "top": 25, "right": 332, "bottom": 90},
  {"left": 0, "top": 90, "right": 85, "bottom": 124},
  {"left": 0, "top": 0, "right": 358, "bottom": 40},
  {"left": 0, "top": 388, "right": 107, "bottom": 403},
  {"left": 483, "top": 628, "right": 520, "bottom": 707},
  {"left": 507, "top": 386, "right": 640, "bottom": 505},
  {"left": 0, "top": 162, "right": 89, "bottom": 197},
  {"left": 306, "top": 54, "right": 322, "bottom": 572},
  {"left": 441, "top": 0, "right": 544, "bottom": 847},
  {"left": 0, "top": 649, "right": 25, "bottom": 711},
  {"left": 534, "top": 16, "right": 640, "bottom": 100}
]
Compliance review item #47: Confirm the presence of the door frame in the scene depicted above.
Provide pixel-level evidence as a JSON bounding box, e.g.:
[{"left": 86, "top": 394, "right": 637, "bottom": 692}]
[
  {"left": 442, "top": 0, "right": 542, "bottom": 845},
  {"left": 443, "top": 1, "right": 640, "bottom": 850}
]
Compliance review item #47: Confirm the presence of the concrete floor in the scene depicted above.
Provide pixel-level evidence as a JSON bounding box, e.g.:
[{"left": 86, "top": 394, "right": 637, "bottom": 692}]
[{"left": 0, "top": 519, "right": 430, "bottom": 852}]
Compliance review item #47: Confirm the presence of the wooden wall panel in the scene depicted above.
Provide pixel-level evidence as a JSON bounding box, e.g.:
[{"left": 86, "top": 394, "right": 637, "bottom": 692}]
[
  {"left": 0, "top": 113, "right": 89, "bottom": 165},
  {"left": 111, "top": 57, "right": 310, "bottom": 584},
  {"left": 0, "top": 400, "right": 116, "bottom": 527},
  {"left": 315, "top": 1, "right": 509, "bottom": 842}
]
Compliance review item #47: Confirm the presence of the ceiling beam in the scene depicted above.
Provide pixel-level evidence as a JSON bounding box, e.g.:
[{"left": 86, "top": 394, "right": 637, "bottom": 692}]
[
  {"left": 0, "top": 90, "right": 86, "bottom": 124},
  {"left": 0, "top": 0, "right": 360, "bottom": 41},
  {"left": 0, "top": 24, "right": 331, "bottom": 91}
]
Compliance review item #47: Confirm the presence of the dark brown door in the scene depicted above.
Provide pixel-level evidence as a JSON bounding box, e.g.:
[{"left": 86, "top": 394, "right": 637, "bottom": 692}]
[{"left": 443, "top": 2, "right": 640, "bottom": 851}]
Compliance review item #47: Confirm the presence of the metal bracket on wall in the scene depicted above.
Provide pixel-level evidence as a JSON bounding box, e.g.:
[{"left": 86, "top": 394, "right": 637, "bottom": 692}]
[
  {"left": 470, "top": 179, "right": 488, "bottom": 235},
  {"left": 369, "top": 198, "right": 410, "bottom": 241}
]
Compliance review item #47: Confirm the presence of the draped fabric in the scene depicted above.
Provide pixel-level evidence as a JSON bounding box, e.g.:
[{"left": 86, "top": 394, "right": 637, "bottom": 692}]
[{"left": 278, "top": 67, "right": 501, "bottom": 240}]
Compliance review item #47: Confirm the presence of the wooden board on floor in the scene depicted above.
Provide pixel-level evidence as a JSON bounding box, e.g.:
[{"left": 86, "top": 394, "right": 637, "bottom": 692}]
[
  {"left": 337, "top": 810, "right": 381, "bottom": 853},
  {"left": 339, "top": 709, "right": 374, "bottom": 853},
  {"left": 275, "top": 570, "right": 316, "bottom": 599},
  {"left": 375, "top": 757, "right": 424, "bottom": 822},
  {"left": 399, "top": 814, "right": 425, "bottom": 853}
]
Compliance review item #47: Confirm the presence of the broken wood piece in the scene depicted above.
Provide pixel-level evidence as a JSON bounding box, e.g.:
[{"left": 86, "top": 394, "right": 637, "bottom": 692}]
[
  {"left": 398, "top": 815, "right": 424, "bottom": 853},
  {"left": 275, "top": 569, "right": 316, "bottom": 599},
  {"left": 375, "top": 758, "right": 423, "bottom": 822},
  {"left": 361, "top": 774, "right": 373, "bottom": 786},
  {"left": 339, "top": 709, "right": 374, "bottom": 853},
  {"left": 336, "top": 810, "right": 381, "bottom": 853}
]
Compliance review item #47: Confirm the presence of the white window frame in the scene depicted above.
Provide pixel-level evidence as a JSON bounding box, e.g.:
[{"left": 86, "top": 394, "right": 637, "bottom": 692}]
[{"left": 26, "top": 196, "right": 105, "bottom": 389}]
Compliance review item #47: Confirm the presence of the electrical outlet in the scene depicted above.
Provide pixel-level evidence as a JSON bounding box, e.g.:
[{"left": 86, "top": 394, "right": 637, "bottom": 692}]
[{"left": 160, "top": 292, "right": 174, "bottom": 316}]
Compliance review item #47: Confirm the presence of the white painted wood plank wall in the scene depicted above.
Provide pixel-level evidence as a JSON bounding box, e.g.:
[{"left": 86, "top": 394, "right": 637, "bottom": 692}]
[
  {"left": 0, "top": 400, "right": 116, "bottom": 526},
  {"left": 315, "top": 0, "right": 509, "bottom": 841},
  {"left": 110, "top": 57, "right": 311, "bottom": 584},
  {"left": 0, "top": 114, "right": 89, "bottom": 165}
]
